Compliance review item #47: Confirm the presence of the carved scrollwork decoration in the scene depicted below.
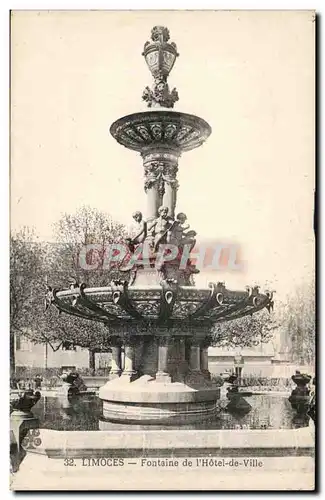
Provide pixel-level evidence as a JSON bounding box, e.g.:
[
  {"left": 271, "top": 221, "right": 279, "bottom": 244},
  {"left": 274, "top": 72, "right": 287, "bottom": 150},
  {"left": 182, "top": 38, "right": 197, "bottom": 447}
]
[
  {"left": 144, "top": 160, "right": 179, "bottom": 197},
  {"left": 78, "top": 283, "right": 119, "bottom": 322},
  {"left": 142, "top": 82, "right": 179, "bottom": 109},
  {"left": 150, "top": 26, "right": 171, "bottom": 44},
  {"left": 158, "top": 279, "right": 179, "bottom": 323},
  {"left": 48, "top": 287, "right": 91, "bottom": 321},
  {"left": 144, "top": 162, "right": 165, "bottom": 197},
  {"left": 264, "top": 290, "right": 275, "bottom": 313},
  {"left": 110, "top": 280, "right": 143, "bottom": 320},
  {"left": 189, "top": 281, "right": 225, "bottom": 319},
  {"left": 251, "top": 286, "right": 261, "bottom": 307},
  {"left": 206, "top": 284, "right": 253, "bottom": 322},
  {"left": 216, "top": 292, "right": 224, "bottom": 305},
  {"left": 265, "top": 300, "right": 274, "bottom": 314},
  {"left": 72, "top": 295, "right": 80, "bottom": 307},
  {"left": 265, "top": 290, "right": 274, "bottom": 301}
]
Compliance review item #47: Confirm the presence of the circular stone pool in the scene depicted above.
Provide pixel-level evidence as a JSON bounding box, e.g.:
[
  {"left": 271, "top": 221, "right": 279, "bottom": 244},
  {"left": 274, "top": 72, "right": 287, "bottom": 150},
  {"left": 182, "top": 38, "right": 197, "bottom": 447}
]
[{"left": 30, "top": 395, "right": 311, "bottom": 431}]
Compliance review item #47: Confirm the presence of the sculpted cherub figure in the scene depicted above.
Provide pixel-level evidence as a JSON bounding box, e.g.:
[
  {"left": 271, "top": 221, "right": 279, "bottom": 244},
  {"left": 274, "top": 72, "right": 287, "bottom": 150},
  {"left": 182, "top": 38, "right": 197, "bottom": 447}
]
[
  {"left": 168, "top": 212, "right": 197, "bottom": 251},
  {"left": 131, "top": 211, "right": 147, "bottom": 244},
  {"left": 148, "top": 206, "right": 174, "bottom": 252},
  {"left": 126, "top": 211, "right": 147, "bottom": 252}
]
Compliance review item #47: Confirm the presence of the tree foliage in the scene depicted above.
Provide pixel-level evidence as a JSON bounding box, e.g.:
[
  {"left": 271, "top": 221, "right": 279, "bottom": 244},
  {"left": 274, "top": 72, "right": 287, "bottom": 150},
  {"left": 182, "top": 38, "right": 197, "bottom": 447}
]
[
  {"left": 10, "top": 227, "right": 47, "bottom": 373},
  {"left": 211, "top": 309, "right": 278, "bottom": 349},
  {"left": 10, "top": 227, "right": 46, "bottom": 334},
  {"left": 280, "top": 279, "right": 315, "bottom": 365},
  {"left": 10, "top": 207, "right": 128, "bottom": 358}
]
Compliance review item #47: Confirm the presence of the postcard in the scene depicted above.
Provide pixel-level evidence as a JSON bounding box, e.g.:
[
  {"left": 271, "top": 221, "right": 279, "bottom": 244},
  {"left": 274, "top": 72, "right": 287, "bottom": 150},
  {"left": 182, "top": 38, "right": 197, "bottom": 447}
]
[{"left": 10, "top": 10, "right": 315, "bottom": 491}]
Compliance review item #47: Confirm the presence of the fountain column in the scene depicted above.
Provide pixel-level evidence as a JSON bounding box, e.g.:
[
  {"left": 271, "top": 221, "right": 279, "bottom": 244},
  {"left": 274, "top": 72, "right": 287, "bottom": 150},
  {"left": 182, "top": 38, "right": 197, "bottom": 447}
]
[
  {"left": 156, "top": 336, "right": 171, "bottom": 383},
  {"left": 146, "top": 186, "right": 160, "bottom": 219},
  {"left": 109, "top": 341, "right": 122, "bottom": 379},
  {"left": 162, "top": 153, "right": 179, "bottom": 219},
  {"left": 189, "top": 343, "right": 201, "bottom": 372},
  {"left": 186, "top": 340, "right": 206, "bottom": 385},
  {"left": 143, "top": 151, "right": 180, "bottom": 219},
  {"left": 121, "top": 337, "right": 137, "bottom": 381},
  {"left": 178, "top": 338, "right": 188, "bottom": 379},
  {"left": 200, "top": 339, "right": 211, "bottom": 380},
  {"left": 163, "top": 183, "right": 178, "bottom": 219}
]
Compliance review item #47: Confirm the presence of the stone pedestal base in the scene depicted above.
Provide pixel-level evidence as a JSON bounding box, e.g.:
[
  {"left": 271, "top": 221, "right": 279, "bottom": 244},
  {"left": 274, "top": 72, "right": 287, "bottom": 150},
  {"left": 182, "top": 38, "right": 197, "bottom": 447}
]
[
  {"left": 10, "top": 411, "right": 39, "bottom": 473},
  {"left": 99, "top": 375, "right": 221, "bottom": 425},
  {"left": 120, "top": 371, "right": 137, "bottom": 382},
  {"left": 185, "top": 370, "right": 207, "bottom": 386},
  {"left": 155, "top": 371, "right": 172, "bottom": 383}
]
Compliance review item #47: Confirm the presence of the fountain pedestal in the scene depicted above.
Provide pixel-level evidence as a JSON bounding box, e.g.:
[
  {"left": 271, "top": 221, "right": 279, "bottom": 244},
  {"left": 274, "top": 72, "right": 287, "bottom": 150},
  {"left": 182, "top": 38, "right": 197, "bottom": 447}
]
[{"left": 99, "top": 333, "right": 222, "bottom": 425}]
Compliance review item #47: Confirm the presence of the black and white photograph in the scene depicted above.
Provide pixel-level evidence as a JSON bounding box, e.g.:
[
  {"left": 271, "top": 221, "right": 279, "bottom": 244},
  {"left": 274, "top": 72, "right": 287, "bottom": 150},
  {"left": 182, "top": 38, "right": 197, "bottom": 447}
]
[{"left": 9, "top": 10, "right": 315, "bottom": 491}]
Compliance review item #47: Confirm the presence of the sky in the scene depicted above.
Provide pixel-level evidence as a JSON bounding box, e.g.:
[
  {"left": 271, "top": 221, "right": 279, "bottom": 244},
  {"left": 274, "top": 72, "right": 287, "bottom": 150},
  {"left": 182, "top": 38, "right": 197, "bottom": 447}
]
[{"left": 10, "top": 10, "right": 315, "bottom": 299}]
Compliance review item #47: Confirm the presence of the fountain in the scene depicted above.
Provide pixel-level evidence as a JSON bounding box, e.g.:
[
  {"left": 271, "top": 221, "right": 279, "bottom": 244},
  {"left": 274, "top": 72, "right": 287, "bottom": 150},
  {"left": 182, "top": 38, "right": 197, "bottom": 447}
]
[{"left": 46, "top": 26, "right": 273, "bottom": 426}]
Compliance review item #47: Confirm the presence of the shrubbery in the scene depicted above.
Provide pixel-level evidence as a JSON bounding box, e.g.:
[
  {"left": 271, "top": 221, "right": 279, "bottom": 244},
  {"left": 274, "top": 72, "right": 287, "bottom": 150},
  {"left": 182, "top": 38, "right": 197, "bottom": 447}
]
[
  {"left": 12, "top": 366, "right": 111, "bottom": 389},
  {"left": 211, "top": 374, "right": 295, "bottom": 391}
]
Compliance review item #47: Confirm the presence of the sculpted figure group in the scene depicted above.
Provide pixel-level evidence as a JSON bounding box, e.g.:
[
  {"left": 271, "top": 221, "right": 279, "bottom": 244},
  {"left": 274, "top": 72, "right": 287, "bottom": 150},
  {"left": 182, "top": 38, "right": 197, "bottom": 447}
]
[{"left": 127, "top": 206, "right": 197, "bottom": 255}]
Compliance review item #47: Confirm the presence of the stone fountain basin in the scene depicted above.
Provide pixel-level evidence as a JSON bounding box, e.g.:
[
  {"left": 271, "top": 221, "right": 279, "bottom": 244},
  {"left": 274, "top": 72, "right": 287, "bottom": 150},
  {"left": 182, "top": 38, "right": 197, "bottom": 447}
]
[
  {"left": 99, "top": 375, "right": 220, "bottom": 404},
  {"left": 109, "top": 110, "right": 212, "bottom": 153},
  {"left": 99, "top": 375, "right": 221, "bottom": 425},
  {"left": 53, "top": 284, "right": 271, "bottom": 325}
]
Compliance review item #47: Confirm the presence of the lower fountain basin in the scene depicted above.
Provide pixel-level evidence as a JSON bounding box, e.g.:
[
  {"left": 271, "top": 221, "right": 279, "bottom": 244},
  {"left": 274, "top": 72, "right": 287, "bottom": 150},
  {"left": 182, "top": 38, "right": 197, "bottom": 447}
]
[
  {"left": 31, "top": 394, "right": 311, "bottom": 431},
  {"left": 99, "top": 375, "right": 220, "bottom": 425}
]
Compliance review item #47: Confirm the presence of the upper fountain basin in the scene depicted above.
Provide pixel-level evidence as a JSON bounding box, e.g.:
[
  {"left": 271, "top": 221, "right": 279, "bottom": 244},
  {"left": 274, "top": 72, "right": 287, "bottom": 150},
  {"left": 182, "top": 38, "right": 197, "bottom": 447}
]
[{"left": 110, "top": 110, "right": 211, "bottom": 154}]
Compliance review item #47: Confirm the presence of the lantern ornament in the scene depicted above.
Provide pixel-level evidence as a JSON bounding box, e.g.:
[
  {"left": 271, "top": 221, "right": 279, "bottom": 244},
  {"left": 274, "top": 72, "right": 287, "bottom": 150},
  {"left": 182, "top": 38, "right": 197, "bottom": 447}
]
[{"left": 142, "top": 26, "right": 179, "bottom": 108}]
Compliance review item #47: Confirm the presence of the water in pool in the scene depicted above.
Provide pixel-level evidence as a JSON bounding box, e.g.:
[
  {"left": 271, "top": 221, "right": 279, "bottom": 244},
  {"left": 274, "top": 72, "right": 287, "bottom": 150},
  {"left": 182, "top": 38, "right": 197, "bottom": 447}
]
[{"left": 30, "top": 394, "right": 310, "bottom": 431}]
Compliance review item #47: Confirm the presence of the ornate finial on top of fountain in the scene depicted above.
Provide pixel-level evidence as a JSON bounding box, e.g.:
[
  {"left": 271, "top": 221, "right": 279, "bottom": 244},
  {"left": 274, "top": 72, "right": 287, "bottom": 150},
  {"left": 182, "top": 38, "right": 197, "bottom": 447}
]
[{"left": 142, "top": 26, "right": 179, "bottom": 109}]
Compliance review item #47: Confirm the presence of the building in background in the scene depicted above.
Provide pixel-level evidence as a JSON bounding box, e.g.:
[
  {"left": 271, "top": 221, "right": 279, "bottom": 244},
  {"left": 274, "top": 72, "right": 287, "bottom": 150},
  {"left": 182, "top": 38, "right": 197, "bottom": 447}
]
[
  {"left": 15, "top": 331, "right": 306, "bottom": 379},
  {"left": 208, "top": 343, "right": 275, "bottom": 378},
  {"left": 15, "top": 335, "right": 111, "bottom": 373}
]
